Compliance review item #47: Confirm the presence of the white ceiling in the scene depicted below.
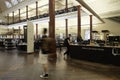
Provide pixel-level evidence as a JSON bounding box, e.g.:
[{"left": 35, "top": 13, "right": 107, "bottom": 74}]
[
  {"left": 83, "top": 0, "right": 120, "bottom": 18},
  {"left": 0, "top": 0, "right": 25, "bottom": 12}
]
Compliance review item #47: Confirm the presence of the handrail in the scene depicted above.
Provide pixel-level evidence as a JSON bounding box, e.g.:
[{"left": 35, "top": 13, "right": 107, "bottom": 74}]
[{"left": 0, "top": 6, "right": 78, "bottom": 25}]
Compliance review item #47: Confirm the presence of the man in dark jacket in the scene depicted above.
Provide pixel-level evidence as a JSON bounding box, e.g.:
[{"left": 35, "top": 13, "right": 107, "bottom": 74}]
[
  {"left": 39, "top": 28, "right": 56, "bottom": 78},
  {"left": 64, "top": 34, "right": 72, "bottom": 57}
]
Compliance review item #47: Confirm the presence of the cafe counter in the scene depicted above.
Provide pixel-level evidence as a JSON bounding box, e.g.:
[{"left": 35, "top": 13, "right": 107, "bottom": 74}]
[{"left": 69, "top": 45, "right": 120, "bottom": 65}]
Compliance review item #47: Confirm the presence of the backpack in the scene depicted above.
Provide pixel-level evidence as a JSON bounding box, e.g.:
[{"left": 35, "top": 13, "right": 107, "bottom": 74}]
[
  {"left": 41, "top": 37, "right": 56, "bottom": 53},
  {"left": 63, "top": 38, "right": 69, "bottom": 46}
]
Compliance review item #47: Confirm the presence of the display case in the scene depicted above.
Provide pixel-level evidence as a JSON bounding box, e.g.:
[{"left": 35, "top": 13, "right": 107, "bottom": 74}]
[{"left": 4, "top": 38, "right": 16, "bottom": 49}]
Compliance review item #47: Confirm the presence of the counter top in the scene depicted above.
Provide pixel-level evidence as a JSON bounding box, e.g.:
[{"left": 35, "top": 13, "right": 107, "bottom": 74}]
[{"left": 70, "top": 44, "right": 120, "bottom": 48}]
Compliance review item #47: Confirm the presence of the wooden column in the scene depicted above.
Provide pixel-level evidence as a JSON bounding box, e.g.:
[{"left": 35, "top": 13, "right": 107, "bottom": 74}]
[
  {"left": 7, "top": 14, "right": 9, "bottom": 24},
  {"left": 18, "top": 26, "right": 20, "bottom": 39},
  {"left": 19, "top": 9, "right": 21, "bottom": 22},
  {"left": 49, "top": 0, "right": 55, "bottom": 38},
  {"left": 26, "top": 5, "right": 28, "bottom": 20},
  {"left": 12, "top": 27, "right": 14, "bottom": 38},
  {"left": 7, "top": 28, "right": 9, "bottom": 38},
  {"left": 90, "top": 15, "right": 93, "bottom": 42},
  {"left": 65, "top": 0, "right": 68, "bottom": 12},
  {"left": 36, "top": 1, "right": 38, "bottom": 19},
  {"left": 24, "top": 25, "right": 27, "bottom": 43},
  {"left": 77, "top": 5, "right": 81, "bottom": 37},
  {"left": 49, "top": 22, "right": 50, "bottom": 36},
  {"left": 65, "top": 0, "right": 68, "bottom": 37},
  {"left": 36, "top": 24, "right": 38, "bottom": 39},
  {"left": 65, "top": 19, "right": 68, "bottom": 37},
  {"left": 12, "top": 11, "right": 14, "bottom": 23}
]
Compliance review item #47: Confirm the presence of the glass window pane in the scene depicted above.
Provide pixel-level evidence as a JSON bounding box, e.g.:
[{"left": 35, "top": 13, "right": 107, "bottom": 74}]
[
  {"left": 17, "top": 0, "right": 24, "bottom": 2},
  {"left": 85, "top": 29, "right": 90, "bottom": 40},
  {"left": 11, "top": 0, "right": 18, "bottom": 5},
  {"left": 5, "top": 1, "right": 12, "bottom": 8}
]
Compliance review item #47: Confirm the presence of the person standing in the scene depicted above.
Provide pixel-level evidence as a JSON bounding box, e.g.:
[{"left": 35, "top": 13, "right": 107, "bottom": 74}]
[
  {"left": 39, "top": 28, "right": 56, "bottom": 78},
  {"left": 64, "top": 34, "right": 72, "bottom": 58},
  {"left": 39, "top": 28, "right": 48, "bottom": 78}
]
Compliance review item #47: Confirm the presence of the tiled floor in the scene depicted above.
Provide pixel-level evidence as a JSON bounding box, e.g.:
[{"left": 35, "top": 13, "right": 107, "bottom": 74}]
[{"left": 0, "top": 48, "right": 120, "bottom": 80}]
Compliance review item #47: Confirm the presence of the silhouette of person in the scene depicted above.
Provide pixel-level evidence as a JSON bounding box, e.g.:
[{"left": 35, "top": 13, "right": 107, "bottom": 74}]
[{"left": 39, "top": 28, "right": 56, "bottom": 78}]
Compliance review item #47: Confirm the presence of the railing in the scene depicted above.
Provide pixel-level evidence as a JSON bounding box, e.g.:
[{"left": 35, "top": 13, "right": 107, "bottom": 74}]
[
  {"left": 0, "top": 6, "right": 78, "bottom": 25},
  {"left": 0, "top": 22, "right": 8, "bottom": 25}
]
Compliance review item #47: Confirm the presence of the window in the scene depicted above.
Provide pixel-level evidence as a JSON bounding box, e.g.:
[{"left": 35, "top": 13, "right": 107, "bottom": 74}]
[
  {"left": 17, "top": 0, "right": 24, "bottom": 2},
  {"left": 5, "top": 1, "right": 12, "bottom": 8},
  {"left": 11, "top": 0, "right": 18, "bottom": 5},
  {"left": 5, "top": 0, "right": 23, "bottom": 8},
  {"left": 85, "top": 29, "right": 90, "bottom": 40}
]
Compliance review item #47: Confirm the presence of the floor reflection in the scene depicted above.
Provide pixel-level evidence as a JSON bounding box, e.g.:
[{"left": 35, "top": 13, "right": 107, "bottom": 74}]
[{"left": 0, "top": 49, "right": 120, "bottom": 80}]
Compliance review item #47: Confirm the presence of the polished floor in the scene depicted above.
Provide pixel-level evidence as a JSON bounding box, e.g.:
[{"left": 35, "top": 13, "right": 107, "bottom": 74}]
[{"left": 0, "top": 48, "right": 120, "bottom": 80}]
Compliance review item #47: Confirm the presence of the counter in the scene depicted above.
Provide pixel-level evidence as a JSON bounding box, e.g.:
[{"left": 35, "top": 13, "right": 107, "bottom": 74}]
[
  {"left": 17, "top": 43, "right": 27, "bottom": 51},
  {"left": 69, "top": 45, "right": 120, "bottom": 65}
]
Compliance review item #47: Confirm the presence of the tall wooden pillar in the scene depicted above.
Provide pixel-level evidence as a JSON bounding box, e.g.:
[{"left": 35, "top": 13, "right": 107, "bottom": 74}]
[
  {"left": 19, "top": 9, "right": 21, "bottom": 22},
  {"left": 6, "top": 28, "right": 9, "bottom": 38},
  {"left": 77, "top": 5, "right": 81, "bottom": 37},
  {"left": 18, "top": 26, "right": 20, "bottom": 39},
  {"left": 90, "top": 15, "right": 93, "bottom": 42},
  {"left": 48, "top": 22, "right": 50, "bottom": 36},
  {"left": 24, "top": 25, "right": 27, "bottom": 43},
  {"left": 65, "top": 0, "right": 68, "bottom": 37},
  {"left": 26, "top": 6, "right": 28, "bottom": 20},
  {"left": 7, "top": 14, "right": 9, "bottom": 24},
  {"left": 12, "top": 11, "right": 14, "bottom": 23},
  {"left": 36, "top": 24, "right": 38, "bottom": 39},
  {"left": 49, "top": 0, "right": 55, "bottom": 38},
  {"left": 36, "top": 1, "right": 38, "bottom": 19},
  {"left": 12, "top": 27, "right": 14, "bottom": 38},
  {"left": 65, "top": 0, "right": 68, "bottom": 12},
  {"left": 65, "top": 19, "right": 68, "bottom": 37}
]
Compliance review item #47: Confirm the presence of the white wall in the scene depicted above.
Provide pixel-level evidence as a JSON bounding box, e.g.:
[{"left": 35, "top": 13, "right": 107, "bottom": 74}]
[
  {"left": 81, "top": 19, "right": 120, "bottom": 40},
  {"left": 94, "top": 19, "right": 120, "bottom": 36},
  {"left": 27, "top": 21, "right": 34, "bottom": 53},
  {"left": 2, "top": 18, "right": 119, "bottom": 40},
  {"left": 0, "top": 25, "right": 8, "bottom": 34}
]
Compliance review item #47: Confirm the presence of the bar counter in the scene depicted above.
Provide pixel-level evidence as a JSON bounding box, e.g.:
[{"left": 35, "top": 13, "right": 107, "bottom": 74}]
[
  {"left": 69, "top": 44, "right": 120, "bottom": 65},
  {"left": 17, "top": 43, "right": 27, "bottom": 51}
]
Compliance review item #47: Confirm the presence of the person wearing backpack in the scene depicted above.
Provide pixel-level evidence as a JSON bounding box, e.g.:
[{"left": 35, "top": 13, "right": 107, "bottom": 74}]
[
  {"left": 39, "top": 28, "right": 56, "bottom": 78},
  {"left": 64, "top": 34, "right": 72, "bottom": 58}
]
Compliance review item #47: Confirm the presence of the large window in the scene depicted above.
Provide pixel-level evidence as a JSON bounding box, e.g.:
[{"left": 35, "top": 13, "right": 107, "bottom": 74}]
[
  {"left": 5, "top": 1, "right": 12, "bottom": 8},
  {"left": 17, "top": 0, "right": 24, "bottom": 2},
  {"left": 5, "top": 0, "right": 24, "bottom": 8},
  {"left": 11, "top": 0, "right": 18, "bottom": 5},
  {"left": 85, "top": 29, "right": 90, "bottom": 40}
]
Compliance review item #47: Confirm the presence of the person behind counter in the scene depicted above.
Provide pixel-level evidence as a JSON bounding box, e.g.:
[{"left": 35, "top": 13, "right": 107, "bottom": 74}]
[
  {"left": 77, "top": 35, "right": 83, "bottom": 44},
  {"left": 64, "top": 34, "right": 72, "bottom": 58}
]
